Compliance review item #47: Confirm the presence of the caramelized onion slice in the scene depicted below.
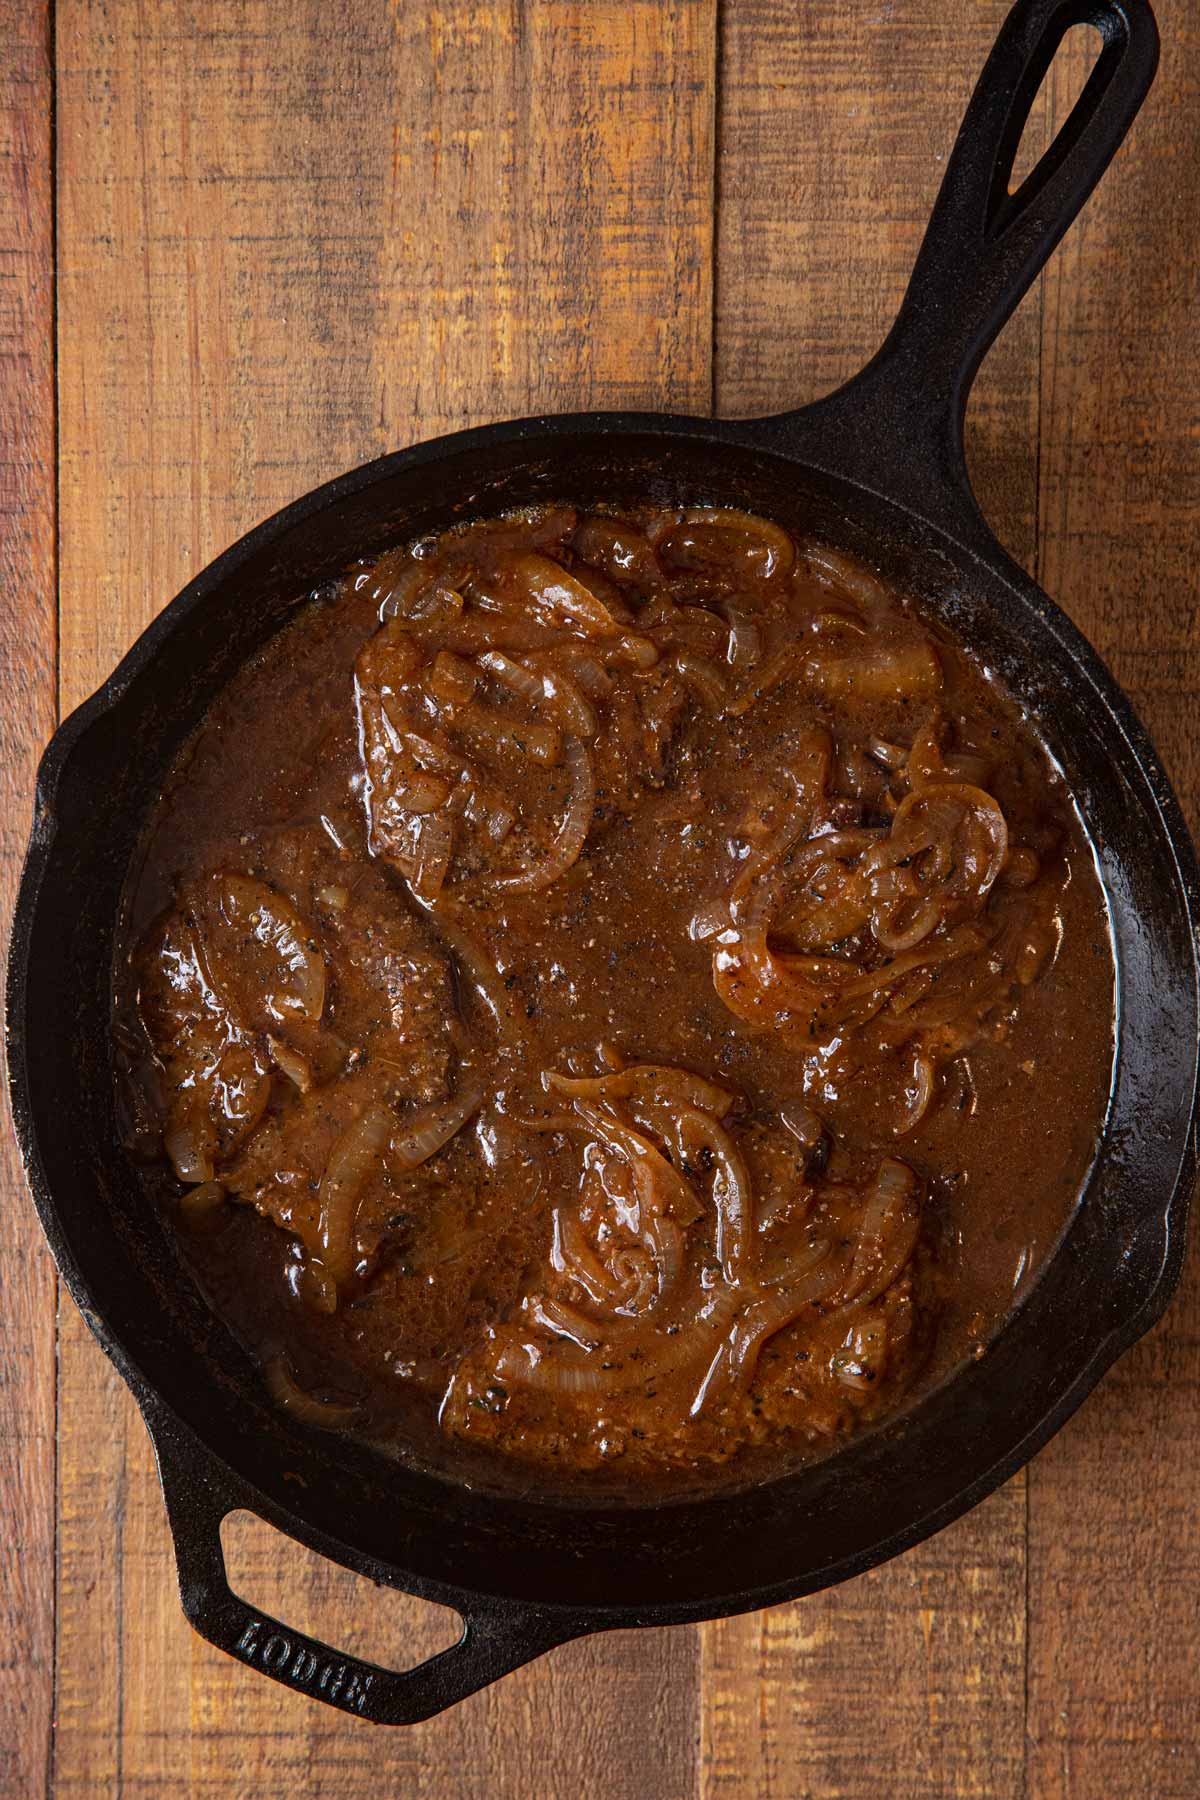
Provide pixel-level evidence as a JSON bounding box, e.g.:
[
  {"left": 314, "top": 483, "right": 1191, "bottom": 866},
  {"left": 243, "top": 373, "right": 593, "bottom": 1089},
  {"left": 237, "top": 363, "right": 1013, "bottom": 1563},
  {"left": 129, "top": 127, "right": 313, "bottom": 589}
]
[
  {"left": 866, "top": 734, "right": 907, "bottom": 770},
  {"left": 376, "top": 560, "right": 465, "bottom": 630},
  {"left": 895, "top": 1048, "right": 936, "bottom": 1135},
  {"left": 719, "top": 604, "right": 762, "bottom": 669},
  {"left": 901, "top": 710, "right": 951, "bottom": 788},
  {"left": 499, "top": 551, "right": 630, "bottom": 639},
  {"left": 799, "top": 542, "right": 890, "bottom": 610},
  {"left": 458, "top": 703, "right": 562, "bottom": 768},
  {"left": 395, "top": 770, "right": 453, "bottom": 813},
  {"left": 802, "top": 639, "right": 942, "bottom": 702},
  {"left": 690, "top": 1255, "right": 852, "bottom": 1417},
  {"left": 614, "top": 634, "right": 660, "bottom": 670},
  {"left": 372, "top": 554, "right": 434, "bottom": 621},
  {"left": 410, "top": 812, "right": 454, "bottom": 901},
  {"left": 738, "top": 824, "right": 884, "bottom": 949},
  {"left": 316, "top": 1105, "right": 393, "bottom": 1290},
  {"left": 778, "top": 1102, "right": 828, "bottom": 1168},
  {"left": 491, "top": 1339, "right": 614, "bottom": 1396},
  {"left": 552, "top": 1207, "right": 623, "bottom": 1308},
  {"left": 674, "top": 652, "right": 730, "bottom": 713},
  {"left": 476, "top": 650, "right": 544, "bottom": 703},
  {"left": 536, "top": 667, "right": 599, "bottom": 740},
  {"left": 401, "top": 730, "right": 472, "bottom": 778},
  {"left": 452, "top": 776, "right": 516, "bottom": 843},
  {"left": 572, "top": 515, "right": 661, "bottom": 587},
  {"left": 391, "top": 1083, "right": 485, "bottom": 1171},
  {"left": 266, "top": 1356, "right": 360, "bottom": 1429},
  {"left": 178, "top": 1179, "right": 226, "bottom": 1220},
  {"left": 771, "top": 927, "right": 989, "bottom": 1039},
  {"left": 423, "top": 904, "right": 525, "bottom": 1043},
  {"left": 546, "top": 644, "right": 615, "bottom": 698},
  {"left": 268, "top": 1035, "right": 313, "bottom": 1093},
  {"left": 470, "top": 503, "right": 579, "bottom": 551},
  {"left": 689, "top": 898, "right": 734, "bottom": 942},
  {"left": 427, "top": 650, "right": 479, "bottom": 707},
  {"left": 164, "top": 1119, "right": 215, "bottom": 1186},
  {"left": 678, "top": 508, "right": 796, "bottom": 578},
  {"left": 484, "top": 737, "right": 595, "bottom": 895},
  {"left": 476, "top": 649, "right": 599, "bottom": 741},
  {"left": 572, "top": 1102, "right": 699, "bottom": 1234},
  {"left": 545, "top": 1063, "right": 735, "bottom": 1120},
  {"left": 840, "top": 1159, "right": 922, "bottom": 1309},
  {"left": 528, "top": 1294, "right": 603, "bottom": 1350},
  {"left": 673, "top": 1105, "right": 753, "bottom": 1278},
  {"left": 726, "top": 645, "right": 801, "bottom": 717},
  {"left": 888, "top": 783, "right": 1007, "bottom": 896},
  {"left": 866, "top": 783, "right": 1008, "bottom": 950},
  {"left": 491, "top": 1290, "right": 740, "bottom": 1398},
  {"left": 714, "top": 901, "right": 991, "bottom": 1042}
]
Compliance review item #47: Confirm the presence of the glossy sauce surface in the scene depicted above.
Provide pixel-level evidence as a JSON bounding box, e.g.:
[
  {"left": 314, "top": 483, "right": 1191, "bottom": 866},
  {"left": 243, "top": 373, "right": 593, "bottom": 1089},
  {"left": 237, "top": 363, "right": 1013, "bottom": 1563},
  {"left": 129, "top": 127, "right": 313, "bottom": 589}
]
[{"left": 115, "top": 504, "right": 1115, "bottom": 1492}]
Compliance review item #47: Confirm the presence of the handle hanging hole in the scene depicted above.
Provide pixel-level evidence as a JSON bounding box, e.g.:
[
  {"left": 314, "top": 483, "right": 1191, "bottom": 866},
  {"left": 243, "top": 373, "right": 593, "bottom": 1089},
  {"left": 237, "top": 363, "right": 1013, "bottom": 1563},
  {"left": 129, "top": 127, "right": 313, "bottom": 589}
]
[
  {"left": 220, "top": 1509, "right": 463, "bottom": 1670},
  {"left": 1009, "top": 22, "right": 1106, "bottom": 193}
]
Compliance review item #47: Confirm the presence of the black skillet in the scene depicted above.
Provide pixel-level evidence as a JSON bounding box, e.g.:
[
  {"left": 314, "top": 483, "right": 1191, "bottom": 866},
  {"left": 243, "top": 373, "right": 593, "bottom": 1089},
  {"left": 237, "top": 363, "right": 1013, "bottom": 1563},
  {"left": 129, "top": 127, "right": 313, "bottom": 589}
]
[{"left": 9, "top": 0, "right": 1198, "bottom": 1725}]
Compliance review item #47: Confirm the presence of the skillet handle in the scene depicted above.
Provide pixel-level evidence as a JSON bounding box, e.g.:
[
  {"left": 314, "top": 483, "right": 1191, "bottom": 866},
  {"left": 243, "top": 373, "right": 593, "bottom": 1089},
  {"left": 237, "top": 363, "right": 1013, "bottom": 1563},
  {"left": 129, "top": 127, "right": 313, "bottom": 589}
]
[
  {"left": 144, "top": 1406, "right": 582, "bottom": 1725},
  {"left": 765, "top": 0, "right": 1159, "bottom": 528}
]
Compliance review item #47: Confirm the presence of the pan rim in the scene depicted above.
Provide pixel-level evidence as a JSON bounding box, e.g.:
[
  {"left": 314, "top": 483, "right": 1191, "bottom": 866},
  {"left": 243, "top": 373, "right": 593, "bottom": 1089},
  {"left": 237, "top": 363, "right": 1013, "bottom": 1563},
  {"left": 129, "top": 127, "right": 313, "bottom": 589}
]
[{"left": 8, "top": 410, "right": 1199, "bottom": 1618}]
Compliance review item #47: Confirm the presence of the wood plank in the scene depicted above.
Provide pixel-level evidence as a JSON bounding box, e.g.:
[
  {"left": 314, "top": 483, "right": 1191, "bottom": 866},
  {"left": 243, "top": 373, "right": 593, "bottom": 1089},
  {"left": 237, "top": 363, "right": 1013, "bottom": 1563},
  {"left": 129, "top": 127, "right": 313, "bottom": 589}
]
[
  {"left": 700, "top": 1486, "right": 1026, "bottom": 1800},
  {"left": 0, "top": 3, "right": 58, "bottom": 1794},
  {"left": 53, "top": 1, "right": 713, "bottom": 1793},
  {"left": 1026, "top": 6, "right": 1200, "bottom": 1795},
  {"left": 704, "top": 6, "right": 1043, "bottom": 1795}
]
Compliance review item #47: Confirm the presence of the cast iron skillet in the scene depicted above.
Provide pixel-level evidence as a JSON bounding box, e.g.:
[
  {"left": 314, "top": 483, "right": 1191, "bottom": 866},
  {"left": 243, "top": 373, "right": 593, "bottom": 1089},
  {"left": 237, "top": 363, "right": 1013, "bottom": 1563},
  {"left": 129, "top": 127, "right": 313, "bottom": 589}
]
[{"left": 8, "top": 0, "right": 1198, "bottom": 1726}]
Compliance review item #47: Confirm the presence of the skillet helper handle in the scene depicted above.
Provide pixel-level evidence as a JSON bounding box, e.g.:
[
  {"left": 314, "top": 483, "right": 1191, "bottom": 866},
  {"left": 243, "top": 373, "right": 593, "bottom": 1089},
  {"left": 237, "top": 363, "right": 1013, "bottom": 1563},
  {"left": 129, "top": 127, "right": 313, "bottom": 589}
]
[
  {"left": 146, "top": 1409, "right": 580, "bottom": 1725},
  {"left": 774, "top": 0, "right": 1159, "bottom": 520}
]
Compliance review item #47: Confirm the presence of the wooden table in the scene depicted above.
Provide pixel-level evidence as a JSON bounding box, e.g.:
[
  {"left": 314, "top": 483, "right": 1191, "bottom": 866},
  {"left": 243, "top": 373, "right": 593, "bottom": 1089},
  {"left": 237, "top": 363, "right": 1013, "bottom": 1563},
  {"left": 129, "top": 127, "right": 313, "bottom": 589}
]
[{"left": 2, "top": 3, "right": 1197, "bottom": 1794}]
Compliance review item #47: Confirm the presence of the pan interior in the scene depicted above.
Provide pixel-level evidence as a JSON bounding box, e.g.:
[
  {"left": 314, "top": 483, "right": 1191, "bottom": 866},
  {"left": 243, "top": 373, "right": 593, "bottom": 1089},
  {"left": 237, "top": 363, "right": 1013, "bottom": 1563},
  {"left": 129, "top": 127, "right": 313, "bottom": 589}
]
[{"left": 17, "top": 425, "right": 1195, "bottom": 1614}]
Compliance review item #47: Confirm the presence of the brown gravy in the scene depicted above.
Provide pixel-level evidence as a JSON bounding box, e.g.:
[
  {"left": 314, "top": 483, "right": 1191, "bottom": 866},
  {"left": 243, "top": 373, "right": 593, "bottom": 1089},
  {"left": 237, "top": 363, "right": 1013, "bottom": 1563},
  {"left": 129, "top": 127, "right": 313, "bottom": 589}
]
[{"left": 114, "top": 504, "right": 1114, "bottom": 1493}]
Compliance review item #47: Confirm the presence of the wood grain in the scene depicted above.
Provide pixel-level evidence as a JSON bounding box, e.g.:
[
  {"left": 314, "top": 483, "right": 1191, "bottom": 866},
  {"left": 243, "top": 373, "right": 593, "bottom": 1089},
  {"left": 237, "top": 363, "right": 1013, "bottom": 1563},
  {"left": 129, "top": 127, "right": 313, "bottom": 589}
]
[
  {"left": 1025, "top": 7, "right": 1200, "bottom": 1796},
  {"left": 52, "top": 1, "right": 713, "bottom": 1793},
  {"left": 703, "top": 7, "right": 1042, "bottom": 1796},
  {"left": 21, "top": 0, "right": 1200, "bottom": 1793},
  {"left": 0, "top": 3, "right": 58, "bottom": 1793}
]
